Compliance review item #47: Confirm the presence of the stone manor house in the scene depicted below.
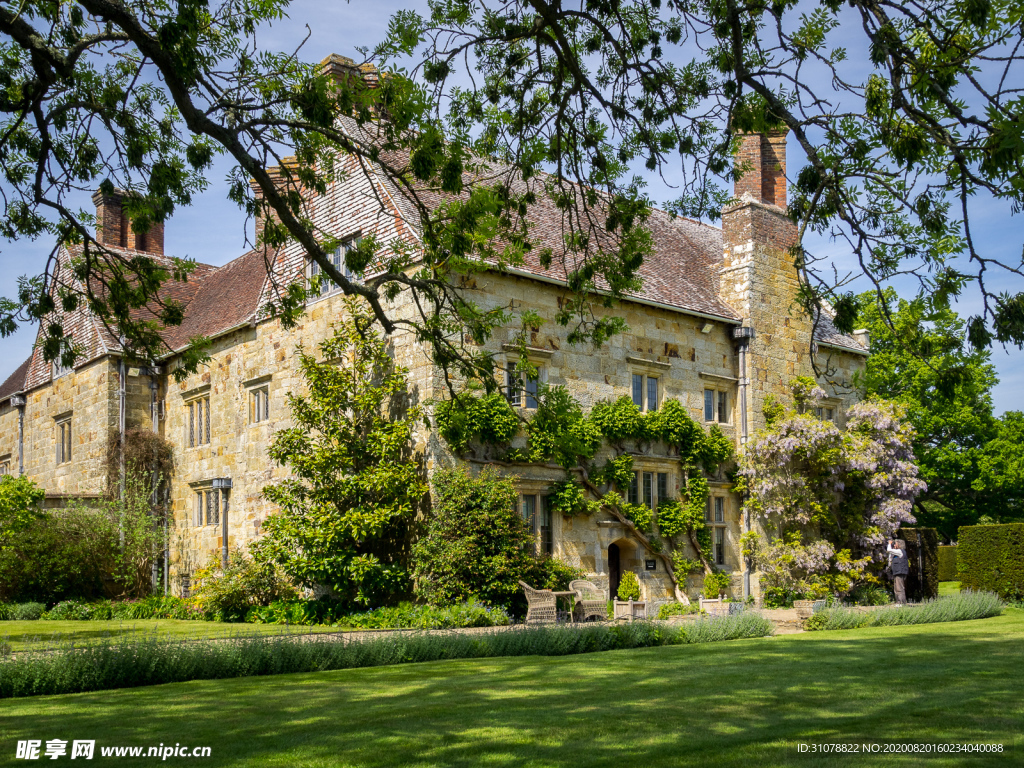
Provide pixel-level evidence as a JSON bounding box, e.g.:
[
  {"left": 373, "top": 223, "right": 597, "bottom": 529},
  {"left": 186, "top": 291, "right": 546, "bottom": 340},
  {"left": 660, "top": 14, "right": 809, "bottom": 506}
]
[{"left": 0, "top": 90, "right": 868, "bottom": 605}]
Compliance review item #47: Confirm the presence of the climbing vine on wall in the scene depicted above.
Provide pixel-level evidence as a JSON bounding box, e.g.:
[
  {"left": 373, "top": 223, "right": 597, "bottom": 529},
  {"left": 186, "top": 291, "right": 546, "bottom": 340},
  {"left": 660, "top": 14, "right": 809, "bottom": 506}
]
[{"left": 435, "top": 382, "right": 735, "bottom": 588}]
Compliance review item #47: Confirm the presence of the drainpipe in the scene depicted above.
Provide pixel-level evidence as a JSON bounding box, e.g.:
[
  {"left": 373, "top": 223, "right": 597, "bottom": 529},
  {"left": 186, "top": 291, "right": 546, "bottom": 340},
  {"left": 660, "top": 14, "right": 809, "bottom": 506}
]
[
  {"left": 11, "top": 394, "right": 26, "bottom": 475},
  {"left": 147, "top": 366, "right": 162, "bottom": 593},
  {"left": 118, "top": 353, "right": 126, "bottom": 547},
  {"left": 731, "top": 326, "right": 756, "bottom": 601}
]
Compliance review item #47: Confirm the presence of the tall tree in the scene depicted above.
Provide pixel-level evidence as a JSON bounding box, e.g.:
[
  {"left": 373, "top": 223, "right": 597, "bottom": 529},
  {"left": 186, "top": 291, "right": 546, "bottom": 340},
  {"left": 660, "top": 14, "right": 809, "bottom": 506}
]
[
  {"left": 252, "top": 299, "right": 427, "bottom": 606},
  {"left": 1, "top": 0, "right": 1023, "bottom": 381},
  {"left": 856, "top": 289, "right": 1023, "bottom": 538}
]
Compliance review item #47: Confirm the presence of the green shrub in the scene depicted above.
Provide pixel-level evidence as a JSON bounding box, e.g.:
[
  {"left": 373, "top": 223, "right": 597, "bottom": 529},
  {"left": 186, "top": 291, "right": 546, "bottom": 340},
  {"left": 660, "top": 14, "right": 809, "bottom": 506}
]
[
  {"left": 656, "top": 602, "right": 700, "bottom": 619},
  {"left": 413, "top": 466, "right": 579, "bottom": 615},
  {"left": 190, "top": 551, "right": 296, "bottom": 622},
  {"left": 804, "top": 607, "right": 870, "bottom": 631},
  {"left": 761, "top": 587, "right": 805, "bottom": 609},
  {"left": 848, "top": 582, "right": 891, "bottom": 606},
  {"left": 899, "top": 527, "right": 939, "bottom": 600},
  {"left": 12, "top": 603, "right": 46, "bottom": 621},
  {"left": 938, "top": 545, "right": 958, "bottom": 582},
  {"left": 702, "top": 570, "right": 731, "bottom": 598},
  {"left": 957, "top": 523, "right": 1024, "bottom": 600},
  {"left": 0, "top": 604, "right": 12, "bottom": 621},
  {"left": 617, "top": 571, "right": 641, "bottom": 601},
  {"left": 0, "top": 613, "right": 773, "bottom": 699},
  {"left": 804, "top": 592, "right": 1003, "bottom": 631},
  {"left": 683, "top": 611, "right": 773, "bottom": 642},
  {"left": 44, "top": 600, "right": 96, "bottom": 620}
]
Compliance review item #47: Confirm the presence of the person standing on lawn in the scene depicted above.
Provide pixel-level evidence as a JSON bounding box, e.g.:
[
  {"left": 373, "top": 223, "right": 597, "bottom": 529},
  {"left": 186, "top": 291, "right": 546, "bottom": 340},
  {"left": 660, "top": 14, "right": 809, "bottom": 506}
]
[{"left": 887, "top": 539, "right": 909, "bottom": 604}]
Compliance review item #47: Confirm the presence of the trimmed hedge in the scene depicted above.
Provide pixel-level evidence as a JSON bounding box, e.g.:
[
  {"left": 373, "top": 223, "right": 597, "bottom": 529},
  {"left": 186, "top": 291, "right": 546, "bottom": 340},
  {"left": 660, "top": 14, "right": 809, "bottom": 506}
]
[
  {"left": 938, "top": 545, "right": 958, "bottom": 582},
  {"left": 958, "top": 524, "right": 1024, "bottom": 600},
  {"left": 898, "top": 527, "right": 938, "bottom": 601}
]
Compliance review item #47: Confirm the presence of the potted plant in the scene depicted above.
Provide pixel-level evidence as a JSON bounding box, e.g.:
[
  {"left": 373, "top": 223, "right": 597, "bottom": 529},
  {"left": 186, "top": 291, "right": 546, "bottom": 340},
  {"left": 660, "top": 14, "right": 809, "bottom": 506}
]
[{"left": 614, "top": 572, "right": 645, "bottom": 620}]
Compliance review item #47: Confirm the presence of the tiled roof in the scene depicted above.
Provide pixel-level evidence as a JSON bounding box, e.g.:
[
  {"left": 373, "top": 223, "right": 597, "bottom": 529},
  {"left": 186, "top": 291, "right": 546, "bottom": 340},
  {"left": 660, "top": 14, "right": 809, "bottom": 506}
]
[
  {"left": 0, "top": 356, "right": 30, "bottom": 402},
  {"left": 366, "top": 142, "right": 742, "bottom": 321},
  {"left": 160, "top": 249, "right": 272, "bottom": 351},
  {"left": 813, "top": 311, "right": 868, "bottom": 354}
]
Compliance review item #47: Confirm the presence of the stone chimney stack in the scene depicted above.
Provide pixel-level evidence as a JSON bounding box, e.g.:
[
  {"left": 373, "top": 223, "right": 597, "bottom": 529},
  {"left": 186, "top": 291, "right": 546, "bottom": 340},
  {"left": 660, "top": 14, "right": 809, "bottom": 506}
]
[
  {"left": 719, "top": 132, "right": 810, "bottom": 435},
  {"left": 320, "top": 53, "right": 379, "bottom": 90},
  {"left": 733, "top": 132, "right": 788, "bottom": 209},
  {"left": 92, "top": 189, "right": 165, "bottom": 255}
]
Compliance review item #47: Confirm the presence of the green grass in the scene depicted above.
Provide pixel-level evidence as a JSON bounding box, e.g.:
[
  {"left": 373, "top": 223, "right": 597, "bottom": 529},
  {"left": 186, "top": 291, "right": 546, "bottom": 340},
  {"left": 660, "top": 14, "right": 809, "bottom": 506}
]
[
  {"left": 2, "top": 611, "right": 1022, "bottom": 767},
  {"left": 0, "top": 619, "right": 343, "bottom": 652},
  {"left": 939, "top": 581, "right": 961, "bottom": 596}
]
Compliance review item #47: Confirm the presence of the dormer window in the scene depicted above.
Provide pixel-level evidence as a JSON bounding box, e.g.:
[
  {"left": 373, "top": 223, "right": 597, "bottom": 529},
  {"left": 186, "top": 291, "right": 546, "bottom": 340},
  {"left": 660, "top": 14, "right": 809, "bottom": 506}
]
[{"left": 309, "top": 236, "right": 362, "bottom": 297}]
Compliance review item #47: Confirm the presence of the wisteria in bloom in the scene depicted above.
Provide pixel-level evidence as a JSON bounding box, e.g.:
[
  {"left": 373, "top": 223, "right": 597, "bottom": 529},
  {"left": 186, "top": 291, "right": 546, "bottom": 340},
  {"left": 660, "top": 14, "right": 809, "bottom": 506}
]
[{"left": 738, "top": 388, "right": 926, "bottom": 597}]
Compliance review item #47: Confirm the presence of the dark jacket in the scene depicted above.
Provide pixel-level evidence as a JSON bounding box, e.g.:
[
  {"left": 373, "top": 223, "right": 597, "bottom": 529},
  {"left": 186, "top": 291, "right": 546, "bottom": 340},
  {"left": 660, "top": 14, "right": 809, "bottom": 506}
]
[{"left": 890, "top": 551, "right": 909, "bottom": 577}]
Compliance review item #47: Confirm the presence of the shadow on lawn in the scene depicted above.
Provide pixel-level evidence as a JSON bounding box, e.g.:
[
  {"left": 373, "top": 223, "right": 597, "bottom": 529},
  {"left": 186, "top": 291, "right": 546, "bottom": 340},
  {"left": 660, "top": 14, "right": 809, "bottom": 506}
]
[{"left": 2, "top": 618, "right": 1022, "bottom": 767}]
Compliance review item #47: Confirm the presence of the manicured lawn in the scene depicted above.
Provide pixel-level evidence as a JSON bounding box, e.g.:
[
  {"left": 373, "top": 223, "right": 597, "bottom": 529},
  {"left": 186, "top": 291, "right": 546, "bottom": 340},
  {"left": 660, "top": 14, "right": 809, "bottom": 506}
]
[
  {"left": 0, "top": 619, "right": 342, "bottom": 652},
  {"left": 2, "top": 610, "right": 1022, "bottom": 766},
  {"left": 939, "top": 581, "right": 961, "bottom": 596}
]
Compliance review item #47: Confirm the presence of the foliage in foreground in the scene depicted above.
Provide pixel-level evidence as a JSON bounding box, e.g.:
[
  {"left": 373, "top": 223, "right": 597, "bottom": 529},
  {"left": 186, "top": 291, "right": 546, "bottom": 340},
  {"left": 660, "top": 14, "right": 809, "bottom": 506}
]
[
  {"left": 803, "top": 592, "right": 1003, "bottom": 632},
  {"left": 0, "top": 613, "right": 773, "bottom": 698}
]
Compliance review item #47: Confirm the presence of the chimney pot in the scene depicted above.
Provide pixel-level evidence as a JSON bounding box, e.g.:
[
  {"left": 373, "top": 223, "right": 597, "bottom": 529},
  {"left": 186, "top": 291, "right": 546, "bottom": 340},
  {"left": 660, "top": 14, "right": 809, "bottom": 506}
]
[
  {"left": 92, "top": 188, "right": 165, "bottom": 255},
  {"left": 733, "top": 132, "right": 788, "bottom": 208}
]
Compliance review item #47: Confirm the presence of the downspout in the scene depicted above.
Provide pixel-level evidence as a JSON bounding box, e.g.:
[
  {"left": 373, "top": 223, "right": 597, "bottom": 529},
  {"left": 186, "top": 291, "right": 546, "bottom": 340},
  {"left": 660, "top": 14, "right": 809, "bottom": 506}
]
[
  {"left": 148, "top": 367, "right": 161, "bottom": 593},
  {"left": 118, "top": 353, "right": 126, "bottom": 546},
  {"left": 11, "top": 394, "right": 26, "bottom": 475},
  {"left": 732, "top": 326, "right": 755, "bottom": 601}
]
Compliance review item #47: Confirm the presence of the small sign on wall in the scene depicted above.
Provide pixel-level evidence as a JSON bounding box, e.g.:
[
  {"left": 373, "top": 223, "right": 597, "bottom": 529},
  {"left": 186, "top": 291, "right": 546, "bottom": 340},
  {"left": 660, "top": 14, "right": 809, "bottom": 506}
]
[{"left": 645, "top": 559, "right": 657, "bottom": 571}]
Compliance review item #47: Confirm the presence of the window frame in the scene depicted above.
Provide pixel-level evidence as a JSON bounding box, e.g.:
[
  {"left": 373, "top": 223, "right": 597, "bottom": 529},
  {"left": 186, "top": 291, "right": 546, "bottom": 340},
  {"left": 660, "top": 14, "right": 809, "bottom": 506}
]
[
  {"left": 185, "top": 394, "right": 212, "bottom": 448},
  {"left": 55, "top": 415, "right": 72, "bottom": 465},
  {"left": 505, "top": 361, "right": 545, "bottom": 409},
  {"left": 249, "top": 385, "right": 270, "bottom": 425},
  {"left": 703, "top": 388, "right": 731, "bottom": 425},
  {"left": 631, "top": 372, "right": 660, "bottom": 412},
  {"left": 706, "top": 495, "right": 728, "bottom": 565},
  {"left": 193, "top": 486, "right": 229, "bottom": 528},
  {"left": 308, "top": 235, "right": 363, "bottom": 298},
  {"left": 520, "top": 492, "right": 553, "bottom": 556},
  {"left": 629, "top": 469, "right": 672, "bottom": 509}
]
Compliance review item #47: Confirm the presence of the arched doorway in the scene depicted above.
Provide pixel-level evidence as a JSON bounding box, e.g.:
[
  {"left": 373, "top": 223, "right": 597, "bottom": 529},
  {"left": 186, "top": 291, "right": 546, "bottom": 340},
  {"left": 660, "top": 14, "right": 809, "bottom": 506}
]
[{"left": 608, "top": 543, "right": 621, "bottom": 599}]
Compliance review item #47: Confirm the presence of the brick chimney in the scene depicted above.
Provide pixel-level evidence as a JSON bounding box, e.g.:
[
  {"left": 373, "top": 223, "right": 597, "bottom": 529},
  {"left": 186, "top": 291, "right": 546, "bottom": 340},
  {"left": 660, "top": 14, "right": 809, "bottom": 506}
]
[
  {"left": 92, "top": 189, "right": 165, "bottom": 255},
  {"left": 733, "top": 132, "right": 788, "bottom": 209}
]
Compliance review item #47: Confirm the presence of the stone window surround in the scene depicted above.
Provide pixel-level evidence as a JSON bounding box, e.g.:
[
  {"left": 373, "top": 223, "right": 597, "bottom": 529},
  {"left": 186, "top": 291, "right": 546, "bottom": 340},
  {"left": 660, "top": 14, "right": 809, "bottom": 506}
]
[
  {"left": 0, "top": 453, "right": 10, "bottom": 475},
  {"left": 699, "top": 371, "right": 737, "bottom": 426},
  {"left": 182, "top": 385, "right": 212, "bottom": 449},
  {"left": 626, "top": 461, "right": 676, "bottom": 509},
  {"left": 189, "top": 478, "right": 231, "bottom": 528},
  {"left": 705, "top": 487, "right": 732, "bottom": 567},
  {"left": 54, "top": 411, "right": 72, "bottom": 465},
  {"left": 502, "top": 344, "right": 552, "bottom": 409},
  {"left": 244, "top": 374, "right": 272, "bottom": 425},
  {"left": 517, "top": 479, "right": 556, "bottom": 557},
  {"left": 626, "top": 356, "right": 669, "bottom": 412},
  {"left": 813, "top": 396, "right": 843, "bottom": 425}
]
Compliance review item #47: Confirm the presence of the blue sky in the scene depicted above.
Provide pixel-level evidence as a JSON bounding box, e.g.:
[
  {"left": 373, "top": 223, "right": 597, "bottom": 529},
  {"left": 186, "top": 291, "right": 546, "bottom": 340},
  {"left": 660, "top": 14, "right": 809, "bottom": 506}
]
[{"left": 1, "top": 0, "right": 1021, "bottom": 413}]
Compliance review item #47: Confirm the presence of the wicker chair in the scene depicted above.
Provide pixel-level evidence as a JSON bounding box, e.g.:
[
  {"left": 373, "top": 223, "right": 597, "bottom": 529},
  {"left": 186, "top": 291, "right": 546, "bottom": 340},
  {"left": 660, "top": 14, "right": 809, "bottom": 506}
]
[
  {"left": 519, "top": 581, "right": 558, "bottom": 625},
  {"left": 570, "top": 579, "right": 607, "bottom": 622}
]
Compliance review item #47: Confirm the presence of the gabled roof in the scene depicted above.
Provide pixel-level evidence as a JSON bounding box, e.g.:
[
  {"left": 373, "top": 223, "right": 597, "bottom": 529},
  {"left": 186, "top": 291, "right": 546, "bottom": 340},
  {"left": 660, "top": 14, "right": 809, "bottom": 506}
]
[{"left": 0, "top": 356, "right": 30, "bottom": 403}]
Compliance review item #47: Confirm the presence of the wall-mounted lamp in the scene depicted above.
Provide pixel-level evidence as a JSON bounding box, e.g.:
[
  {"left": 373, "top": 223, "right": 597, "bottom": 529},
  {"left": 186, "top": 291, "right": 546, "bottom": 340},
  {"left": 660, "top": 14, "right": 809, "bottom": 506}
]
[{"left": 700, "top": 323, "right": 714, "bottom": 334}]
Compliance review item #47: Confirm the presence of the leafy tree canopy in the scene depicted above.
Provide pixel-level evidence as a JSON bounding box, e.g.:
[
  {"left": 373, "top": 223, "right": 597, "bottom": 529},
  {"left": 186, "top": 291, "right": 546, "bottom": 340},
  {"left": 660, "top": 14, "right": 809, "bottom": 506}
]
[
  {"left": 253, "top": 298, "right": 427, "bottom": 607},
  {"left": 2, "top": 0, "right": 1024, "bottom": 380},
  {"left": 856, "top": 289, "right": 1024, "bottom": 538}
]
